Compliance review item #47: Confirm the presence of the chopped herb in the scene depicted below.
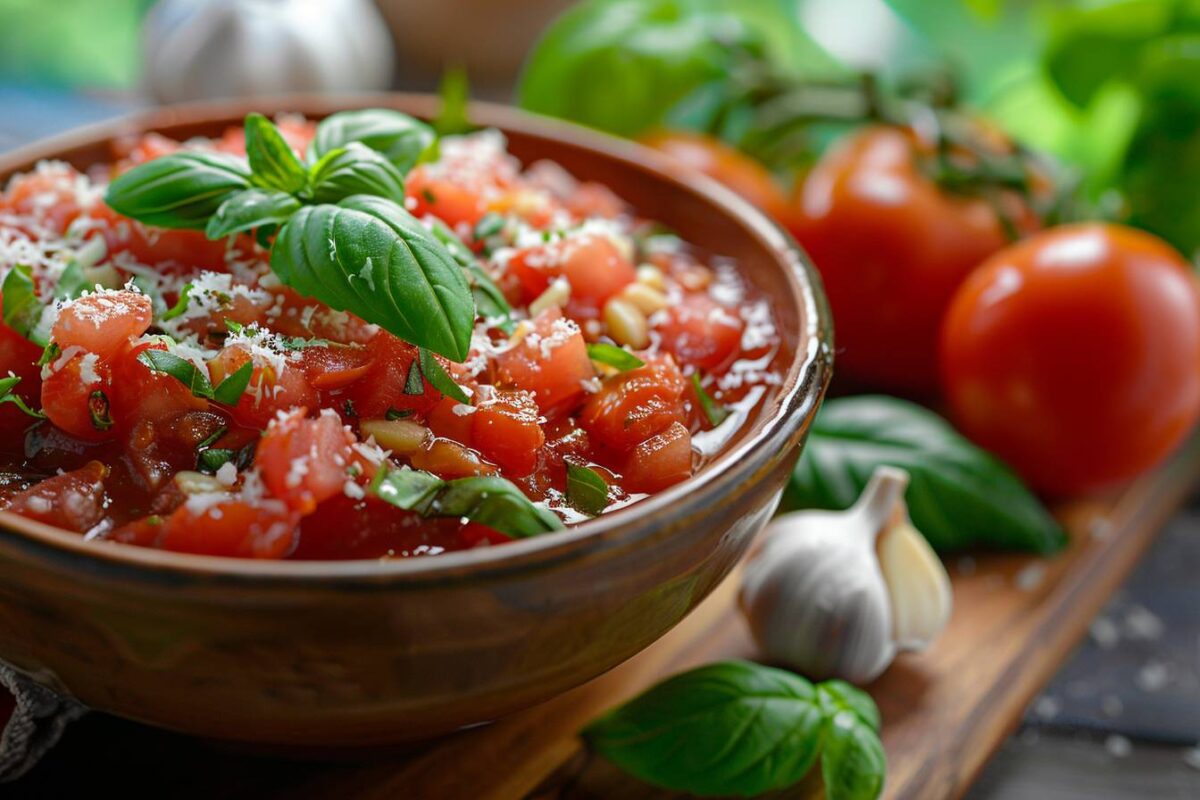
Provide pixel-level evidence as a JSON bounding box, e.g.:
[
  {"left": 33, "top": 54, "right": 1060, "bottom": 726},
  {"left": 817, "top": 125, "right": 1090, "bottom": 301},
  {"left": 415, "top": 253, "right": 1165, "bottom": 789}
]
[
  {"left": 137, "top": 348, "right": 252, "bottom": 404},
  {"left": 473, "top": 212, "right": 505, "bottom": 240},
  {"left": 159, "top": 283, "right": 193, "bottom": 321},
  {"left": 195, "top": 426, "right": 228, "bottom": 451},
  {"left": 385, "top": 407, "right": 413, "bottom": 420},
  {"left": 0, "top": 375, "right": 45, "bottom": 419},
  {"left": 421, "top": 187, "right": 437, "bottom": 205},
  {"left": 211, "top": 361, "right": 253, "bottom": 405},
  {"left": 52, "top": 258, "right": 87, "bottom": 301},
  {"left": 566, "top": 462, "right": 609, "bottom": 516},
  {"left": 403, "top": 359, "right": 425, "bottom": 395},
  {"left": 343, "top": 399, "right": 358, "bottom": 418},
  {"left": 224, "top": 320, "right": 245, "bottom": 335},
  {"left": 36, "top": 342, "right": 60, "bottom": 367},
  {"left": 587, "top": 342, "right": 645, "bottom": 371},
  {"left": 691, "top": 373, "right": 729, "bottom": 427},
  {"left": 197, "top": 448, "right": 236, "bottom": 474},
  {"left": 88, "top": 390, "right": 113, "bottom": 431},
  {"left": 419, "top": 348, "right": 471, "bottom": 404}
]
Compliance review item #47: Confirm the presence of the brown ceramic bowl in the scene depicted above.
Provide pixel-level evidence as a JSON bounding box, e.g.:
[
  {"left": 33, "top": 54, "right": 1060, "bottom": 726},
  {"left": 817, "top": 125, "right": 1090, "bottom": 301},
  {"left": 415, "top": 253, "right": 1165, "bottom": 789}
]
[{"left": 0, "top": 95, "right": 831, "bottom": 747}]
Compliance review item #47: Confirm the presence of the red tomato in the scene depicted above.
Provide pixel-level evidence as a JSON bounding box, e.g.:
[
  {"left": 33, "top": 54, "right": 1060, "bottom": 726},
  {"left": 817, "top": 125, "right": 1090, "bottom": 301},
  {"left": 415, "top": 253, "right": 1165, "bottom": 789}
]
[
  {"left": 790, "top": 125, "right": 1041, "bottom": 395},
  {"left": 345, "top": 332, "right": 440, "bottom": 419},
  {"left": 941, "top": 223, "right": 1200, "bottom": 495},
  {"left": 41, "top": 352, "right": 114, "bottom": 441},
  {"left": 0, "top": 320, "right": 45, "bottom": 437},
  {"left": 657, "top": 295, "right": 744, "bottom": 371},
  {"left": 472, "top": 389, "right": 545, "bottom": 477},
  {"left": 640, "top": 130, "right": 791, "bottom": 221},
  {"left": 426, "top": 396, "right": 475, "bottom": 444},
  {"left": 2, "top": 461, "right": 108, "bottom": 533},
  {"left": 109, "top": 340, "right": 209, "bottom": 427},
  {"left": 618, "top": 421, "right": 693, "bottom": 493},
  {"left": 458, "top": 521, "right": 512, "bottom": 548},
  {"left": 406, "top": 166, "right": 489, "bottom": 229},
  {"left": 52, "top": 290, "right": 153, "bottom": 361},
  {"left": 0, "top": 163, "right": 87, "bottom": 234},
  {"left": 410, "top": 437, "right": 498, "bottom": 479},
  {"left": 495, "top": 308, "right": 593, "bottom": 413},
  {"left": 208, "top": 344, "right": 316, "bottom": 429},
  {"left": 507, "top": 233, "right": 635, "bottom": 308},
  {"left": 89, "top": 203, "right": 235, "bottom": 273},
  {"left": 129, "top": 499, "right": 301, "bottom": 559},
  {"left": 299, "top": 344, "right": 374, "bottom": 391},
  {"left": 580, "top": 355, "right": 686, "bottom": 451},
  {"left": 255, "top": 409, "right": 357, "bottom": 514}
]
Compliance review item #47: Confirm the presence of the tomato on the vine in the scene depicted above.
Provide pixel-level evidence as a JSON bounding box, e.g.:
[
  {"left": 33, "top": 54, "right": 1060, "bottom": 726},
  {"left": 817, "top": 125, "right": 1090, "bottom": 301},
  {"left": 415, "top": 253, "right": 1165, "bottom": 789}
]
[
  {"left": 940, "top": 223, "right": 1200, "bottom": 495},
  {"left": 789, "top": 125, "right": 1042, "bottom": 395}
]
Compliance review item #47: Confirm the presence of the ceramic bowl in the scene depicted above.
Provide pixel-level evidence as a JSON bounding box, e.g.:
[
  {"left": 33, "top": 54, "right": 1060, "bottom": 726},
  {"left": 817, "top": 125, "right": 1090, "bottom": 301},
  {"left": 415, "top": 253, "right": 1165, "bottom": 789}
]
[{"left": 0, "top": 95, "right": 832, "bottom": 746}]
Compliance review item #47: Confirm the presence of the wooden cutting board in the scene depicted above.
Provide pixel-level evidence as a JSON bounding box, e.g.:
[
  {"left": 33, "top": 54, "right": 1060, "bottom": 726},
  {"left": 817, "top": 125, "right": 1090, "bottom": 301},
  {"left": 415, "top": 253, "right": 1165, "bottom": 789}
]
[{"left": 281, "top": 434, "right": 1200, "bottom": 800}]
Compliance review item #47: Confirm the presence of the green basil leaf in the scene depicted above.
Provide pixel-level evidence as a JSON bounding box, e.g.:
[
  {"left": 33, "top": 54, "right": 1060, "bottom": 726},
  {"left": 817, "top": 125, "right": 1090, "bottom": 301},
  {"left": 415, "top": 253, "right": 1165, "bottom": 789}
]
[
  {"left": 371, "top": 466, "right": 564, "bottom": 538},
  {"left": 566, "top": 462, "right": 609, "bottom": 516},
  {"left": 212, "top": 360, "right": 253, "bottom": 405},
  {"left": 473, "top": 212, "right": 505, "bottom": 241},
  {"left": 197, "top": 448, "right": 235, "bottom": 474},
  {"left": 434, "top": 67, "right": 473, "bottom": 136},
  {"left": 783, "top": 396, "right": 1066, "bottom": 554},
  {"left": 206, "top": 188, "right": 301, "bottom": 240},
  {"left": 403, "top": 358, "right": 425, "bottom": 395},
  {"left": 308, "top": 109, "right": 436, "bottom": 173},
  {"left": 385, "top": 407, "right": 413, "bottom": 420},
  {"left": 428, "top": 217, "right": 515, "bottom": 332},
  {"left": 585, "top": 661, "right": 827, "bottom": 797},
  {"left": 820, "top": 709, "right": 887, "bottom": 800},
  {"left": 818, "top": 681, "right": 881, "bottom": 733},
  {"left": 306, "top": 143, "right": 407, "bottom": 205},
  {"left": 159, "top": 283, "right": 193, "bottom": 322},
  {"left": 244, "top": 112, "right": 308, "bottom": 195},
  {"left": 418, "top": 347, "right": 471, "bottom": 404},
  {"left": 587, "top": 342, "right": 644, "bottom": 371},
  {"left": 53, "top": 258, "right": 87, "bottom": 301},
  {"left": 104, "top": 151, "right": 251, "bottom": 230},
  {"left": 136, "top": 349, "right": 214, "bottom": 399},
  {"left": 691, "top": 372, "right": 729, "bottom": 427},
  {"left": 270, "top": 196, "right": 474, "bottom": 361},
  {"left": 2, "top": 265, "right": 47, "bottom": 345},
  {"left": 0, "top": 375, "right": 45, "bottom": 419}
]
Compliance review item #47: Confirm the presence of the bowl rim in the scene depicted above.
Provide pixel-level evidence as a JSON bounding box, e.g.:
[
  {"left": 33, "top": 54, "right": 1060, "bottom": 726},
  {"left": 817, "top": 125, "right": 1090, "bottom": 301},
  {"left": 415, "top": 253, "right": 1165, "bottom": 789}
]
[{"left": 0, "top": 93, "right": 832, "bottom": 584}]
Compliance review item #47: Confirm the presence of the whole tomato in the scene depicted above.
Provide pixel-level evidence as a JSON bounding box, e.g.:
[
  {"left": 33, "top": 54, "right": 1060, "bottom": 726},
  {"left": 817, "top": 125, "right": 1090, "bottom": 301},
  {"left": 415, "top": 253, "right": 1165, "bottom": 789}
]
[
  {"left": 788, "top": 125, "right": 1040, "bottom": 395},
  {"left": 941, "top": 223, "right": 1200, "bottom": 496},
  {"left": 640, "top": 130, "right": 791, "bottom": 222}
]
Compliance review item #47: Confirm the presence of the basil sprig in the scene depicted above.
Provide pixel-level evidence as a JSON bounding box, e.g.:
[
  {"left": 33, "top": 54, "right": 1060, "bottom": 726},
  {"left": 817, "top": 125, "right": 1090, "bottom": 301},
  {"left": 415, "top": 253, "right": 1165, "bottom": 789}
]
[
  {"left": 371, "top": 465, "right": 564, "bottom": 539},
  {"left": 0, "top": 375, "right": 45, "bottom": 419},
  {"left": 428, "top": 217, "right": 516, "bottom": 333},
  {"left": 2, "top": 265, "right": 46, "bottom": 345},
  {"left": 104, "top": 111, "right": 478, "bottom": 363},
  {"left": 308, "top": 109, "right": 436, "bottom": 173},
  {"left": 585, "top": 661, "right": 884, "bottom": 799},
  {"left": 783, "top": 396, "right": 1067, "bottom": 553}
]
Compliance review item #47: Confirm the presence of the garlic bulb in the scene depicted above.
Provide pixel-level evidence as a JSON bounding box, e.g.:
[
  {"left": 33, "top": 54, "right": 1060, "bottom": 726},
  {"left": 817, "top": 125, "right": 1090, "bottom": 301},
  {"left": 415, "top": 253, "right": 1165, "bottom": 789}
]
[
  {"left": 142, "top": 0, "right": 396, "bottom": 104},
  {"left": 740, "top": 466, "right": 952, "bottom": 684}
]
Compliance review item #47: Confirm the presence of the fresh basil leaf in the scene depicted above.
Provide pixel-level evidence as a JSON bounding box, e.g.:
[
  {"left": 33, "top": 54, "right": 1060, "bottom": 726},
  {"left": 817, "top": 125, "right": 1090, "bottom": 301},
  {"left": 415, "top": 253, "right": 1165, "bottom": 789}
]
[
  {"left": 427, "top": 217, "right": 515, "bottom": 332},
  {"left": 371, "top": 466, "right": 446, "bottom": 514},
  {"left": 566, "top": 462, "right": 609, "bottom": 516},
  {"left": 308, "top": 109, "right": 436, "bottom": 173},
  {"left": 0, "top": 375, "right": 45, "bottom": 419},
  {"left": 784, "top": 396, "right": 1066, "bottom": 554},
  {"left": 104, "top": 151, "right": 251, "bottom": 230},
  {"left": 418, "top": 347, "right": 471, "bottom": 404},
  {"left": 821, "top": 709, "right": 887, "bottom": 800},
  {"left": 195, "top": 425, "right": 228, "bottom": 451},
  {"left": 587, "top": 342, "right": 644, "bottom": 371},
  {"left": 385, "top": 407, "right": 413, "bottom": 420},
  {"left": 473, "top": 212, "right": 505, "bottom": 241},
  {"left": 136, "top": 349, "right": 214, "bottom": 399},
  {"left": 306, "top": 143, "right": 407, "bottom": 205},
  {"left": 270, "top": 196, "right": 474, "bottom": 361},
  {"left": 818, "top": 680, "right": 882, "bottom": 733},
  {"left": 691, "top": 372, "right": 729, "bottom": 427},
  {"left": 212, "top": 360, "right": 253, "bottom": 405},
  {"left": 434, "top": 476, "right": 564, "bottom": 537},
  {"left": 585, "top": 661, "right": 828, "bottom": 797},
  {"left": 2, "top": 265, "right": 47, "bottom": 345},
  {"left": 197, "top": 447, "right": 235, "bottom": 474},
  {"left": 403, "top": 358, "right": 424, "bottom": 395},
  {"left": 159, "top": 283, "right": 193, "bottom": 322},
  {"left": 434, "top": 67, "right": 473, "bottom": 136},
  {"left": 36, "top": 342, "right": 59, "bottom": 367},
  {"left": 244, "top": 112, "right": 308, "bottom": 195},
  {"left": 53, "top": 258, "right": 87, "bottom": 301},
  {"left": 206, "top": 188, "right": 301, "bottom": 240}
]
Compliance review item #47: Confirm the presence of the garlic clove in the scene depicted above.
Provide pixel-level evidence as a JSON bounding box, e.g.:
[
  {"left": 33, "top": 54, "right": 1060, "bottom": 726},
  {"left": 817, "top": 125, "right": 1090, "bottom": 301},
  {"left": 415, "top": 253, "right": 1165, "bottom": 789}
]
[{"left": 878, "top": 515, "right": 953, "bottom": 651}]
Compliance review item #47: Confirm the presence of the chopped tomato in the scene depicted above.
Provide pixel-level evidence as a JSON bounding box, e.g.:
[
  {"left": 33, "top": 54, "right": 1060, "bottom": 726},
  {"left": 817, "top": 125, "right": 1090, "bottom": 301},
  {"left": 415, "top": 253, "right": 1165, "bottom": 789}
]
[
  {"left": 2, "top": 461, "right": 109, "bottom": 532},
  {"left": 0, "top": 321, "right": 44, "bottom": 436},
  {"left": 41, "top": 352, "right": 114, "bottom": 441},
  {"left": 458, "top": 521, "right": 512, "bottom": 548},
  {"left": 208, "top": 344, "right": 316, "bottom": 429},
  {"left": 123, "top": 409, "right": 227, "bottom": 493},
  {"left": 255, "top": 409, "right": 357, "bottom": 514},
  {"left": 618, "top": 422, "right": 693, "bottom": 493},
  {"left": 657, "top": 295, "right": 744, "bottom": 372},
  {"left": 507, "top": 233, "right": 635, "bottom": 308},
  {"left": 109, "top": 340, "right": 209, "bottom": 427},
  {"left": 426, "top": 396, "right": 475, "bottom": 444},
  {"left": 345, "top": 332, "right": 440, "bottom": 419},
  {"left": 495, "top": 308, "right": 593, "bottom": 413},
  {"left": 406, "top": 166, "right": 489, "bottom": 229},
  {"left": 89, "top": 203, "right": 236, "bottom": 273},
  {"left": 472, "top": 389, "right": 545, "bottom": 477},
  {"left": 299, "top": 344, "right": 374, "bottom": 391},
  {"left": 52, "top": 290, "right": 153, "bottom": 361},
  {"left": 0, "top": 164, "right": 87, "bottom": 235},
  {"left": 410, "top": 437, "right": 498, "bottom": 479},
  {"left": 580, "top": 355, "right": 686, "bottom": 451},
  {"left": 119, "top": 499, "right": 300, "bottom": 559}
]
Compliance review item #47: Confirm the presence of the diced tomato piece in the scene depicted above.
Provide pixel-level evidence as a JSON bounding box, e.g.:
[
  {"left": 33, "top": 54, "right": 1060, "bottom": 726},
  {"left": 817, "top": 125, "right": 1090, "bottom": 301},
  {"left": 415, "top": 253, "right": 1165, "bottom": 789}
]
[
  {"left": 255, "top": 409, "right": 357, "bottom": 515},
  {"left": 300, "top": 344, "right": 374, "bottom": 391},
  {"left": 208, "top": 344, "right": 316, "bottom": 429},
  {"left": 0, "top": 163, "right": 88, "bottom": 235},
  {"left": 291, "top": 494, "right": 467, "bottom": 559},
  {"left": 508, "top": 233, "right": 635, "bottom": 308},
  {"left": 52, "top": 290, "right": 152, "bottom": 361},
  {"left": 495, "top": 308, "right": 593, "bottom": 413},
  {"left": 0, "top": 320, "right": 44, "bottom": 437},
  {"left": 458, "top": 521, "right": 512, "bottom": 548},
  {"left": 123, "top": 409, "right": 227, "bottom": 493},
  {"left": 3, "top": 461, "right": 108, "bottom": 532},
  {"left": 109, "top": 340, "right": 209, "bottom": 427},
  {"left": 485, "top": 187, "right": 560, "bottom": 229},
  {"left": 345, "top": 332, "right": 441, "bottom": 419},
  {"left": 618, "top": 422, "right": 693, "bottom": 493},
  {"left": 580, "top": 355, "right": 686, "bottom": 451},
  {"left": 471, "top": 389, "right": 544, "bottom": 477},
  {"left": 406, "top": 166, "right": 489, "bottom": 229},
  {"left": 125, "top": 498, "right": 300, "bottom": 559},
  {"left": 426, "top": 396, "right": 475, "bottom": 444},
  {"left": 41, "top": 351, "right": 115, "bottom": 441},
  {"left": 86, "top": 202, "right": 236, "bottom": 273},
  {"left": 116, "top": 132, "right": 181, "bottom": 165},
  {"left": 657, "top": 295, "right": 744, "bottom": 372},
  {"left": 410, "top": 437, "right": 498, "bottom": 479}
]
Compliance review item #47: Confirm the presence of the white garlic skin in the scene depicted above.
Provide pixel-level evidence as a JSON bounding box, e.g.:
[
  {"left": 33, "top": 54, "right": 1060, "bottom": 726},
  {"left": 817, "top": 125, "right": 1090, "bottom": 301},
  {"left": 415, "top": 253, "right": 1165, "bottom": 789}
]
[
  {"left": 143, "top": 0, "right": 396, "bottom": 104},
  {"left": 740, "top": 466, "right": 952, "bottom": 684}
]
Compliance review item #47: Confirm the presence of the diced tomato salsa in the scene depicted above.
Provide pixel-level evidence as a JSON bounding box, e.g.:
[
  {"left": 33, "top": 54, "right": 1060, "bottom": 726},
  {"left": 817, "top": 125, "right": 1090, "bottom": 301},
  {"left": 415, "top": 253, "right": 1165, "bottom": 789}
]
[{"left": 0, "top": 118, "right": 784, "bottom": 560}]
